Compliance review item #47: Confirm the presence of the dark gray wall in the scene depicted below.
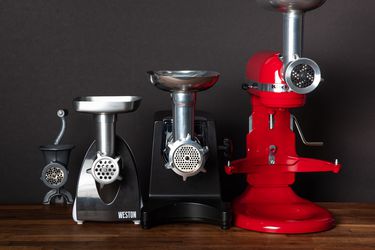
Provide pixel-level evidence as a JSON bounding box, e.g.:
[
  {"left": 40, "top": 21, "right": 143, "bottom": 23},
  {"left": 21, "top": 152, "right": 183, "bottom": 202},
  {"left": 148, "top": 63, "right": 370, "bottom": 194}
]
[{"left": 0, "top": 0, "right": 374, "bottom": 203}]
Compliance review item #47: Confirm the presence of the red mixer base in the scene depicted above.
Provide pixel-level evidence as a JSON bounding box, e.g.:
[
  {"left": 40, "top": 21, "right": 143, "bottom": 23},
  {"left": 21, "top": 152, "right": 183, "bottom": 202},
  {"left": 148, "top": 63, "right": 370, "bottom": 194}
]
[{"left": 233, "top": 186, "right": 335, "bottom": 234}]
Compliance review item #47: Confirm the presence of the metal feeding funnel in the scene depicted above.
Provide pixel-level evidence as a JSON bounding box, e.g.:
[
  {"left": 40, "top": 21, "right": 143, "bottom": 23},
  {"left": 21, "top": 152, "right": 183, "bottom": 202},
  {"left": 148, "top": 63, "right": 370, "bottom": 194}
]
[
  {"left": 73, "top": 96, "right": 141, "bottom": 114},
  {"left": 148, "top": 70, "right": 219, "bottom": 142},
  {"left": 257, "top": 0, "right": 326, "bottom": 13},
  {"left": 148, "top": 70, "right": 220, "bottom": 92}
]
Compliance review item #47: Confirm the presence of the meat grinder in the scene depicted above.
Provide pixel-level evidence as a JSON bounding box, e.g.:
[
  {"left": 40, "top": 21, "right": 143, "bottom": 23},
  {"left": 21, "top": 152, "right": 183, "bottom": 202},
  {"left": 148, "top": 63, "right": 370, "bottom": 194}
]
[
  {"left": 40, "top": 109, "right": 74, "bottom": 205},
  {"left": 72, "top": 96, "right": 142, "bottom": 224},
  {"left": 225, "top": 0, "right": 342, "bottom": 233},
  {"left": 142, "top": 70, "right": 231, "bottom": 229}
]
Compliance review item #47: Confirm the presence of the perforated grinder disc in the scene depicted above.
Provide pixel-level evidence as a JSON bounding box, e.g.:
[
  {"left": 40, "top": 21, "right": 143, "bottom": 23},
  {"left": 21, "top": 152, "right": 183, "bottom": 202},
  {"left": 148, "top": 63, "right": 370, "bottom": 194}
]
[
  {"left": 173, "top": 144, "right": 202, "bottom": 173},
  {"left": 285, "top": 58, "right": 321, "bottom": 94},
  {"left": 91, "top": 156, "right": 120, "bottom": 185},
  {"left": 42, "top": 163, "right": 68, "bottom": 189}
]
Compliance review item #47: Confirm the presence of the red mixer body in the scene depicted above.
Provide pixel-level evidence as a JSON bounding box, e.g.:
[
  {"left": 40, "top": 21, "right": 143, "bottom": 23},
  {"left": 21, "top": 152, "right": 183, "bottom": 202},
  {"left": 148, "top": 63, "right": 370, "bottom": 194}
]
[{"left": 226, "top": 51, "right": 341, "bottom": 233}]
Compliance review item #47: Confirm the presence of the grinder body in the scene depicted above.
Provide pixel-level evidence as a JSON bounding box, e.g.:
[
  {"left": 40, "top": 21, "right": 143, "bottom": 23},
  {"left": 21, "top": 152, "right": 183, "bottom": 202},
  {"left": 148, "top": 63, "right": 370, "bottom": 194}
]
[{"left": 226, "top": 52, "right": 341, "bottom": 233}]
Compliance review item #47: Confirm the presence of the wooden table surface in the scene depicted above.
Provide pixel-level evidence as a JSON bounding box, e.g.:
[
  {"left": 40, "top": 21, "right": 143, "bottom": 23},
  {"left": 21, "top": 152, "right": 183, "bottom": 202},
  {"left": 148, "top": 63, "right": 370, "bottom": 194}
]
[{"left": 0, "top": 203, "right": 374, "bottom": 249}]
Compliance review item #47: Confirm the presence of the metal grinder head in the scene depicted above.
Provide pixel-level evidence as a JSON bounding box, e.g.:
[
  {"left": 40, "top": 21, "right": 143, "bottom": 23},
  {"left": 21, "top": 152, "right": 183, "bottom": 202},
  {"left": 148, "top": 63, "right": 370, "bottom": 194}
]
[
  {"left": 173, "top": 144, "right": 202, "bottom": 173},
  {"left": 91, "top": 153, "right": 121, "bottom": 185},
  {"left": 166, "top": 134, "right": 208, "bottom": 181},
  {"left": 41, "top": 163, "right": 68, "bottom": 189},
  {"left": 284, "top": 57, "right": 321, "bottom": 94}
]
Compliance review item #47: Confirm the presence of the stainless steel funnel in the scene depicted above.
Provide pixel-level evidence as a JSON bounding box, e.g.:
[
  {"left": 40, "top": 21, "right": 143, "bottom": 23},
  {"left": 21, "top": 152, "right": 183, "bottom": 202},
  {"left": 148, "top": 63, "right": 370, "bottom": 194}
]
[
  {"left": 257, "top": 0, "right": 326, "bottom": 12},
  {"left": 149, "top": 70, "right": 219, "bottom": 141}
]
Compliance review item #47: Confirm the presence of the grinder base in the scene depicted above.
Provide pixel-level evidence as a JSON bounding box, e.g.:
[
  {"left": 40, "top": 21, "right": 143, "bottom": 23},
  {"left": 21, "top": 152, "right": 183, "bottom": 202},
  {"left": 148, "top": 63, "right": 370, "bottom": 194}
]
[
  {"left": 142, "top": 199, "right": 231, "bottom": 229},
  {"left": 233, "top": 186, "right": 334, "bottom": 234}
]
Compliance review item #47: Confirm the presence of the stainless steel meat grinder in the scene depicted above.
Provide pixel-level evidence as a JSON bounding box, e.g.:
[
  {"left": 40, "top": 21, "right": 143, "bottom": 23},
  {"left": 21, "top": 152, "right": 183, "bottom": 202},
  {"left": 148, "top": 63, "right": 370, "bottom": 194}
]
[
  {"left": 141, "top": 70, "right": 231, "bottom": 229},
  {"left": 72, "top": 96, "right": 142, "bottom": 224}
]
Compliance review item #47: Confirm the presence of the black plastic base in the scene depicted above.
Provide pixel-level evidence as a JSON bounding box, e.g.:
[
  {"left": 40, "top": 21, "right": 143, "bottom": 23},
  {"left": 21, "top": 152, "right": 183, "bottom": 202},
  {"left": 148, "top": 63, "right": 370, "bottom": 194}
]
[{"left": 142, "top": 200, "right": 231, "bottom": 229}]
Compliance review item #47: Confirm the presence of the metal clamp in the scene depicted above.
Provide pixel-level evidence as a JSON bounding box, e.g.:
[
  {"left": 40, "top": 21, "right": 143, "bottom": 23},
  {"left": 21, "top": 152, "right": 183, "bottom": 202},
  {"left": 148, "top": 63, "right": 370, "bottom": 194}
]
[
  {"left": 242, "top": 82, "right": 290, "bottom": 93},
  {"left": 292, "top": 115, "right": 323, "bottom": 146}
]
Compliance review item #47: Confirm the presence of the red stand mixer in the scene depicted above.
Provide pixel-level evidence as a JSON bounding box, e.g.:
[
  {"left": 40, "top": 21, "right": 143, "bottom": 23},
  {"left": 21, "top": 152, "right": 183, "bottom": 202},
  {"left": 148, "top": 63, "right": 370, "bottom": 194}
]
[{"left": 226, "top": 0, "right": 341, "bottom": 233}]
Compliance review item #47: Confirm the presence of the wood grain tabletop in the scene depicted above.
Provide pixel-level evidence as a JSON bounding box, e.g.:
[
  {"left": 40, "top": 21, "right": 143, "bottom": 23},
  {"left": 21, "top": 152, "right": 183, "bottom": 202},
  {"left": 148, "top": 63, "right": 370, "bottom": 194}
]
[{"left": 0, "top": 203, "right": 374, "bottom": 249}]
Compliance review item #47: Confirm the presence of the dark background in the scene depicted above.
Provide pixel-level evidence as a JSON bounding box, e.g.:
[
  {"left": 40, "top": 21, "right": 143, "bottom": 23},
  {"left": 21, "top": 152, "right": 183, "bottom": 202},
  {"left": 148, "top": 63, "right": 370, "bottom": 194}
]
[{"left": 0, "top": 0, "right": 374, "bottom": 203}]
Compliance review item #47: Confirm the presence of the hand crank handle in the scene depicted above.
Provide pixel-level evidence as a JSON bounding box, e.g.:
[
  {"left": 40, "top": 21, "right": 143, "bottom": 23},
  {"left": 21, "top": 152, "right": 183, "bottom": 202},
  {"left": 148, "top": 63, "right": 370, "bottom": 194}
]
[
  {"left": 54, "top": 109, "right": 68, "bottom": 145},
  {"left": 292, "top": 115, "right": 323, "bottom": 146}
]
